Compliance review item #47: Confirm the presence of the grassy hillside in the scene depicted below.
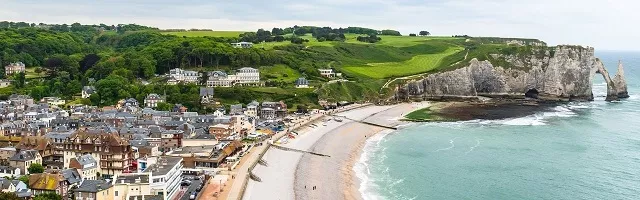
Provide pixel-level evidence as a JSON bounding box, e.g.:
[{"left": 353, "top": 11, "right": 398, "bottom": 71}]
[
  {"left": 161, "top": 31, "right": 244, "bottom": 38},
  {"left": 259, "top": 64, "right": 301, "bottom": 82}
]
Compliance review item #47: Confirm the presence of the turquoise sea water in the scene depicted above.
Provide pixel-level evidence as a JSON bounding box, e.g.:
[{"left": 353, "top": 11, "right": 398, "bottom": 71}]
[{"left": 357, "top": 51, "right": 640, "bottom": 200}]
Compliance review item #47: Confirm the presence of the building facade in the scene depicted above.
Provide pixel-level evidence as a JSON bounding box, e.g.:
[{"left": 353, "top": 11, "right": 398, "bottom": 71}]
[
  {"left": 5, "top": 62, "right": 25, "bottom": 76},
  {"left": 63, "top": 131, "right": 136, "bottom": 179},
  {"left": 144, "top": 94, "right": 165, "bottom": 108},
  {"left": 143, "top": 157, "right": 183, "bottom": 199}
]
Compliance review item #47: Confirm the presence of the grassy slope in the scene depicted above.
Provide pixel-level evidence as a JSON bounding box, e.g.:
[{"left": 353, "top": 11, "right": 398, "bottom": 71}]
[
  {"left": 161, "top": 31, "right": 245, "bottom": 38},
  {"left": 342, "top": 46, "right": 463, "bottom": 79},
  {"left": 258, "top": 64, "right": 301, "bottom": 82}
]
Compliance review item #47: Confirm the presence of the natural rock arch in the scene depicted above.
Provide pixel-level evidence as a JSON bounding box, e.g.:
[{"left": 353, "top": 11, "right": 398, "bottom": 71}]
[{"left": 594, "top": 60, "right": 629, "bottom": 101}]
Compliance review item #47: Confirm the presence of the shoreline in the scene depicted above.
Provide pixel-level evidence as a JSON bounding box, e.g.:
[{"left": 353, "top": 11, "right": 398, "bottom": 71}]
[{"left": 292, "top": 102, "right": 429, "bottom": 200}]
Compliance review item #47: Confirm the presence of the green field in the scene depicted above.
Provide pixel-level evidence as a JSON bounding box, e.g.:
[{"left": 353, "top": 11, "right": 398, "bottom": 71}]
[
  {"left": 25, "top": 67, "right": 46, "bottom": 79},
  {"left": 161, "top": 31, "right": 245, "bottom": 38},
  {"left": 341, "top": 46, "right": 464, "bottom": 79},
  {"left": 259, "top": 64, "right": 301, "bottom": 82},
  {"left": 405, "top": 107, "right": 433, "bottom": 121}
]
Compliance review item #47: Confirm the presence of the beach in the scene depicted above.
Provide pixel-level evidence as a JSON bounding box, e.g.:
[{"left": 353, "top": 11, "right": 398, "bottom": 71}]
[{"left": 243, "top": 102, "right": 428, "bottom": 200}]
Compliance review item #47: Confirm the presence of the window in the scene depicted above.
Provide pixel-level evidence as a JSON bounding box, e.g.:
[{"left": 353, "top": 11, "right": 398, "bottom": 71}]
[{"left": 115, "top": 191, "right": 118, "bottom": 196}]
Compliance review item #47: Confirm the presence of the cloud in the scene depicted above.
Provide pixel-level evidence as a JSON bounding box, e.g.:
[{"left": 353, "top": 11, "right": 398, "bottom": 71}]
[{"left": 0, "top": 0, "right": 637, "bottom": 50}]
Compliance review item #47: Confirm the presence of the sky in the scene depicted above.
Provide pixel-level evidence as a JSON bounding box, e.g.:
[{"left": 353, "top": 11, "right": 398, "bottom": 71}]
[{"left": 1, "top": 0, "right": 638, "bottom": 51}]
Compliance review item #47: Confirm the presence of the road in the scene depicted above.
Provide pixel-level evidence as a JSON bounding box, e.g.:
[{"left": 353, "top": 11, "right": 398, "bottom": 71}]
[{"left": 180, "top": 176, "right": 203, "bottom": 200}]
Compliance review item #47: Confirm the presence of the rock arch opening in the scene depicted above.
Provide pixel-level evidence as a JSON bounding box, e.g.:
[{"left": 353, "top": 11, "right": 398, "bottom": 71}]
[{"left": 525, "top": 88, "right": 539, "bottom": 99}]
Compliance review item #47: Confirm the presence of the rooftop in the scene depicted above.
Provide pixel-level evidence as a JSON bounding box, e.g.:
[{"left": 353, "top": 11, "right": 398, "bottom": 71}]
[
  {"left": 142, "top": 157, "right": 183, "bottom": 176},
  {"left": 114, "top": 173, "right": 150, "bottom": 184},
  {"left": 74, "top": 180, "right": 113, "bottom": 193}
]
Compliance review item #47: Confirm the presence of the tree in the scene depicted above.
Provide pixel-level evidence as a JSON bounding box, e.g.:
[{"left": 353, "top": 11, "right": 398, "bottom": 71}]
[
  {"left": 0, "top": 192, "right": 21, "bottom": 200},
  {"left": 18, "top": 175, "right": 29, "bottom": 184},
  {"left": 419, "top": 31, "right": 431, "bottom": 36},
  {"left": 199, "top": 71, "right": 209, "bottom": 85},
  {"left": 156, "top": 102, "right": 173, "bottom": 111},
  {"left": 12, "top": 72, "right": 25, "bottom": 88},
  {"left": 272, "top": 28, "right": 284, "bottom": 35},
  {"left": 28, "top": 163, "right": 44, "bottom": 174},
  {"left": 79, "top": 53, "right": 100, "bottom": 72},
  {"left": 34, "top": 193, "right": 62, "bottom": 200},
  {"left": 409, "top": 33, "right": 417, "bottom": 37}
]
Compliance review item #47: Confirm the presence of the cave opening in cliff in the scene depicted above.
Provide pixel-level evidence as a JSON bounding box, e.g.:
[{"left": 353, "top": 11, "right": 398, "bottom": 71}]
[{"left": 525, "top": 89, "right": 539, "bottom": 99}]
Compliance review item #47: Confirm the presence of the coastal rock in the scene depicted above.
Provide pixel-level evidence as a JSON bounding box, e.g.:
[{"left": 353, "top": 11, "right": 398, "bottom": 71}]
[
  {"left": 613, "top": 61, "right": 630, "bottom": 98},
  {"left": 400, "top": 46, "right": 629, "bottom": 101}
]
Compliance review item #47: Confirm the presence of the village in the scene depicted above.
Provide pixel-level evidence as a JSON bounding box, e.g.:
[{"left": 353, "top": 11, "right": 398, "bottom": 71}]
[{"left": 0, "top": 61, "right": 351, "bottom": 200}]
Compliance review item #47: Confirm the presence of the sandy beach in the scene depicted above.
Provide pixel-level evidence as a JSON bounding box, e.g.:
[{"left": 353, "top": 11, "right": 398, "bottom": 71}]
[{"left": 243, "top": 102, "right": 428, "bottom": 200}]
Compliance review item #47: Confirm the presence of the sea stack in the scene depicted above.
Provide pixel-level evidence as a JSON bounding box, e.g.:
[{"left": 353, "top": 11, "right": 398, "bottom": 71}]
[{"left": 613, "top": 60, "right": 630, "bottom": 98}]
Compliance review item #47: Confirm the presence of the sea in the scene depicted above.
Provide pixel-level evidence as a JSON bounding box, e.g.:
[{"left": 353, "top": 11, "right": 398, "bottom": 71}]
[{"left": 355, "top": 51, "right": 640, "bottom": 200}]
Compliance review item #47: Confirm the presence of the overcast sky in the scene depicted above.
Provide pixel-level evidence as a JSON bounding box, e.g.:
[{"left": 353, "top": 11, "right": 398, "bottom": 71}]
[{"left": 1, "top": 0, "right": 637, "bottom": 50}]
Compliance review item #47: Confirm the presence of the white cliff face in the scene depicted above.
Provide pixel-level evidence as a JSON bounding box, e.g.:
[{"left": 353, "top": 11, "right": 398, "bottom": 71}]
[{"left": 401, "top": 46, "right": 629, "bottom": 101}]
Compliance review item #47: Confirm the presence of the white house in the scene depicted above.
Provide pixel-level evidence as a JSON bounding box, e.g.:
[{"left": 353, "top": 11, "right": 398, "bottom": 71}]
[
  {"left": 244, "top": 100, "right": 259, "bottom": 117},
  {"left": 168, "top": 68, "right": 199, "bottom": 84},
  {"left": 143, "top": 156, "right": 183, "bottom": 200},
  {"left": 206, "top": 71, "right": 233, "bottom": 87},
  {"left": 41, "top": 97, "right": 65, "bottom": 106},
  {"left": 200, "top": 87, "right": 215, "bottom": 104},
  {"left": 318, "top": 69, "right": 336, "bottom": 78},
  {"left": 5, "top": 62, "right": 25, "bottom": 76},
  {"left": 235, "top": 67, "right": 260, "bottom": 85},
  {"left": 230, "top": 42, "right": 253, "bottom": 48},
  {"left": 0, "top": 79, "right": 11, "bottom": 88}
]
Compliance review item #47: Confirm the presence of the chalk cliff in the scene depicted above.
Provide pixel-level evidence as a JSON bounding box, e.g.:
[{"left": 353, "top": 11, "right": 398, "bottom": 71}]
[{"left": 399, "top": 46, "right": 629, "bottom": 101}]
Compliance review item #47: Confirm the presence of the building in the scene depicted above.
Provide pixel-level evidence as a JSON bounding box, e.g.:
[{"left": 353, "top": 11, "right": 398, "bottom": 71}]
[
  {"left": 144, "top": 94, "right": 165, "bottom": 108},
  {"left": 295, "top": 77, "right": 309, "bottom": 88},
  {"left": 229, "top": 104, "right": 243, "bottom": 115},
  {"left": 0, "top": 177, "right": 28, "bottom": 195},
  {"left": 74, "top": 180, "right": 114, "bottom": 200},
  {"left": 168, "top": 68, "right": 199, "bottom": 84},
  {"left": 9, "top": 150, "right": 41, "bottom": 175},
  {"left": 28, "top": 172, "right": 69, "bottom": 196},
  {"left": 111, "top": 173, "right": 153, "bottom": 200},
  {"left": 199, "top": 87, "right": 215, "bottom": 104},
  {"left": 235, "top": 67, "right": 260, "bottom": 85},
  {"left": 0, "top": 147, "right": 16, "bottom": 164},
  {"left": 63, "top": 131, "right": 136, "bottom": 179},
  {"left": 206, "top": 71, "right": 233, "bottom": 87},
  {"left": 261, "top": 101, "right": 287, "bottom": 119},
  {"left": 230, "top": 42, "right": 253, "bottom": 48},
  {"left": 244, "top": 101, "right": 259, "bottom": 117},
  {"left": 160, "top": 130, "right": 183, "bottom": 153},
  {"left": 17, "top": 136, "right": 57, "bottom": 168},
  {"left": 41, "top": 97, "right": 66, "bottom": 106},
  {"left": 0, "top": 79, "right": 11, "bottom": 88},
  {"left": 206, "top": 68, "right": 260, "bottom": 87},
  {"left": 142, "top": 157, "right": 183, "bottom": 199},
  {"left": 209, "top": 123, "right": 232, "bottom": 139},
  {"left": 318, "top": 68, "right": 336, "bottom": 78},
  {"left": 5, "top": 62, "right": 25, "bottom": 75},
  {"left": 69, "top": 154, "right": 99, "bottom": 180},
  {"left": 82, "top": 86, "right": 96, "bottom": 99}
]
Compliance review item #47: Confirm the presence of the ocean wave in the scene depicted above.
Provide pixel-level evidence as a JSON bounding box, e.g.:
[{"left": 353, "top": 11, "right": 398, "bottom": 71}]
[{"left": 355, "top": 130, "right": 393, "bottom": 200}]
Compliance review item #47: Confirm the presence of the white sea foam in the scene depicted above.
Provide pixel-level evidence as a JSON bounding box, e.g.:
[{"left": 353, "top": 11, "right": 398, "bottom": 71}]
[
  {"left": 355, "top": 130, "right": 393, "bottom": 200},
  {"left": 465, "top": 138, "right": 482, "bottom": 154},
  {"left": 435, "top": 137, "right": 458, "bottom": 152}
]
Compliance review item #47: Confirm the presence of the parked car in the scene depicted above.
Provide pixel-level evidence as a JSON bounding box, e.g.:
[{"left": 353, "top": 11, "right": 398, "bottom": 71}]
[
  {"left": 189, "top": 192, "right": 196, "bottom": 200},
  {"left": 181, "top": 180, "right": 192, "bottom": 186}
]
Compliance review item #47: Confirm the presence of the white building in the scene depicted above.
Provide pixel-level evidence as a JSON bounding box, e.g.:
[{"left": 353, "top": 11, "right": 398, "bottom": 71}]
[
  {"left": 168, "top": 68, "right": 199, "bottom": 84},
  {"left": 41, "top": 97, "right": 66, "bottom": 106},
  {"left": 206, "top": 71, "right": 233, "bottom": 87},
  {"left": 206, "top": 68, "right": 260, "bottom": 87},
  {"left": 318, "top": 69, "right": 336, "bottom": 78},
  {"left": 235, "top": 67, "right": 260, "bottom": 85},
  {"left": 144, "top": 94, "right": 165, "bottom": 108},
  {"left": 244, "top": 100, "right": 259, "bottom": 117},
  {"left": 5, "top": 62, "right": 25, "bottom": 76},
  {"left": 143, "top": 156, "right": 183, "bottom": 200},
  {"left": 230, "top": 42, "right": 253, "bottom": 48}
]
